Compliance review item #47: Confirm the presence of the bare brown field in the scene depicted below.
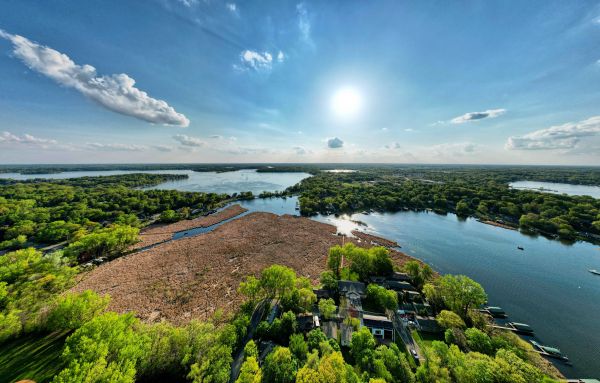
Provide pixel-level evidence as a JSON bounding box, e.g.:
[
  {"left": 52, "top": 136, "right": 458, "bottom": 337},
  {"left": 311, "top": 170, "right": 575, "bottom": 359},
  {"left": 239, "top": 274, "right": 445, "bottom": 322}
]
[
  {"left": 131, "top": 204, "right": 248, "bottom": 250},
  {"left": 74, "top": 212, "right": 413, "bottom": 324}
]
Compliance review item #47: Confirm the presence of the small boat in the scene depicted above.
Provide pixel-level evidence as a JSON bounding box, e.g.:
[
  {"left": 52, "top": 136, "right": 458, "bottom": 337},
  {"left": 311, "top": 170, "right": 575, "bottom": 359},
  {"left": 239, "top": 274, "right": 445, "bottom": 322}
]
[
  {"left": 530, "top": 340, "right": 569, "bottom": 362},
  {"left": 509, "top": 322, "right": 534, "bottom": 334},
  {"left": 589, "top": 269, "right": 600, "bottom": 276},
  {"left": 517, "top": 246, "right": 524, "bottom": 251},
  {"left": 481, "top": 306, "right": 507, "bottom": 318}
]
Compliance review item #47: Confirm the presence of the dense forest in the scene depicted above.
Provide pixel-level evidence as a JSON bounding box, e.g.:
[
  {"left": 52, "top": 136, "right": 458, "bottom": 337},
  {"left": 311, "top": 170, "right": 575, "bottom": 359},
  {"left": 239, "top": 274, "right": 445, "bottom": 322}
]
[
  {"left": 0, "top": 173, "right": 231, "bottom": 250},
  {"left": 288, "top": 167, "right": 600, "bottom": 244}
]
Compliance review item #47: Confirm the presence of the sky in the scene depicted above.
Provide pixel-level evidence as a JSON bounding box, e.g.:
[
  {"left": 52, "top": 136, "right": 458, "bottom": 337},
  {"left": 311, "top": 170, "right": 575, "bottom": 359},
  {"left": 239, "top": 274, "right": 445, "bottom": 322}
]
[{"left": 0, "top": 0, "right": 599, "bottom": 165}]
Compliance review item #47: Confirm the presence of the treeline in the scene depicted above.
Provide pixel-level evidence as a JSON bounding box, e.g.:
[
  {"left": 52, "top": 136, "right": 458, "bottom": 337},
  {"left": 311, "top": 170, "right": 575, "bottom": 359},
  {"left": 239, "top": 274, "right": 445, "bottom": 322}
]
[
  {"left": 0, "top": 174, "right": 231, "bottom": 250},
  {"left": 0, "top": 163, "right": 318, "bottom": 175},
  {"left": 289, "top": 169, "right": 600, "bottom": 243}
]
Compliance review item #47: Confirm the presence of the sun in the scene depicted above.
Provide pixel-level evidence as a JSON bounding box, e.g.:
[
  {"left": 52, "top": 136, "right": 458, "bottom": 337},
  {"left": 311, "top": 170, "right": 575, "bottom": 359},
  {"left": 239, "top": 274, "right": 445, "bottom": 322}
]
[{"left": 331, "top": 87, "right": 362, "bottom": 119}]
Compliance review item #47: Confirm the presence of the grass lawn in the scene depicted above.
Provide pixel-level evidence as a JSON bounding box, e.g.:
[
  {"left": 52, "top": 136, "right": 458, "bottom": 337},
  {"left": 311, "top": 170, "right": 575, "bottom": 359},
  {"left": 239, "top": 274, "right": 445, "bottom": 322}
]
[{"left": 0, "top": 331, "right": 68, "bottom": 383}]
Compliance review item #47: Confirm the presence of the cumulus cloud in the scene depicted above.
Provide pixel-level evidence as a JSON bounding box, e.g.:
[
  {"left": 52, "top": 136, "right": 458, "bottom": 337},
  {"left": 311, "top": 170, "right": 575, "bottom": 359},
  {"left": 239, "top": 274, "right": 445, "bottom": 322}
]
[
  {"left": 226, "top": 3, "right": 237, "bottom": 12},
  {"left": 277, "top": 51, "right": 285, "bottom": 63},
  {"left": 238, "top": 50, "right": 273, "bottom": 71},
  {"left": 86, "top": 142, "right": 146, "bottom": 151},
  {"left": 327, "top": 137, "right": 344, "bottom": 149},
  {"left": 0, "top": 131, "right": 57, "bottom": 146},
  {"left": 450, "top": 109, "right": 506, "bottom": 124},
  {"left": 0, "top": 30, "right": 189, "bottom": 127},
  {"left": 384, "top": 142, "right": 401, "bottom": 150},
  {"left": 506, "top": 116, "right": 600, "bottom": 150},
  {"left": 173, "top": 134, "right": 205, "bottom": 147}
]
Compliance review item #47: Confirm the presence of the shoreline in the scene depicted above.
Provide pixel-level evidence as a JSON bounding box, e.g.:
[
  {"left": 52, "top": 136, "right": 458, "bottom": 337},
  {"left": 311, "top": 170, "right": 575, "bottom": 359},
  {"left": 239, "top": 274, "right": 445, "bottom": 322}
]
[
  {"left": 478, "top": 219, "right": 518, "bottom": 231},
  {"left": 131, "top": 204, "right": 248, "bottom": 250}
]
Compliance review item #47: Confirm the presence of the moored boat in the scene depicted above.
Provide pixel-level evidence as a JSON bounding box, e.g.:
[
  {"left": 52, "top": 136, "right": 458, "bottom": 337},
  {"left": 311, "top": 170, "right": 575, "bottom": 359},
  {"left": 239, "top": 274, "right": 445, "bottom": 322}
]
[
  {"left": 509, "top": 322, "right": 534, "bottom": 334},
  {"left": 589, "top": 269, "right": 600, "bottom": 276},
  {"left": 530, "top": 340, "right": 569, "bottom": 362}
]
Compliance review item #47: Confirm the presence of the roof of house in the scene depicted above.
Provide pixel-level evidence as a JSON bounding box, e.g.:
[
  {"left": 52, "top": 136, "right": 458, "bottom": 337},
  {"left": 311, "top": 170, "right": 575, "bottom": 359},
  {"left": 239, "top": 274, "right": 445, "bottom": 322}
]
[
  {"left": 338, "top": 281, "right": 366, "bottom": 296},
  {"left": 385, "top": 280, "right": 416, "bottom": 291},
  {"left": 389, "top": 272, "right": 411, "bottom": 281},
  {"left": 363, "top": 314, "right": 394, "bottom": 330}
]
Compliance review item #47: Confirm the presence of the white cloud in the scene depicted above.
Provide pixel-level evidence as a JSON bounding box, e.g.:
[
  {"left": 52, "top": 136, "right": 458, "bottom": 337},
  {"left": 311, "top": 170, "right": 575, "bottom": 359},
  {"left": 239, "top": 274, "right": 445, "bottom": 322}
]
[
  {"left": 209, "top": 135, "right": 223, "bottom": 139},
  {"left": 327, "top": 137, "right": 344, "bottom": 149},
  {"left": 450, "top": 109, "right": 506, "bottom": 124},
  {"left": 384, "top": 142, "right": 401, "bottom": 150},
  {"left": 152, "top": 144, "right": 174, "bottom": 152},
  {"left": 296, "top": 3, "right": 313, "bottom": 46},
  {"left": 0, "top": 131, "right": 57, "bottom": 146},
  {"left": 226, "top": 3, "right": 237, "bottom": 12},
  {"left": 173, "top": 134, "right": 205, "bottom": 147},
  {"left": 0, "top": 29, "right": 189, "bottom": 127},
  {"left": 381, "top": 127, "right": 388, "bottom": 132},
  {"left": 178, "top": 0, "right": 198, "bottom": 7},
  {"left": 293, "top": 146, "right": 307, "bottom": 155},
  {"left": 238, "top": 50, "right": 273, "bottom": 71},
  {"left": 86, "top": 142, "right": 146, "bottom": 151},
  {"left": 430, "top": 142, "right": 476, "bottom": 156},
  {"left": 277, "top": 51, "right": 285, "bottom": 63},
  {"left": 506, "top": 116, "right": 600, "bottom": 150},
  {"left": 404, "top": 128, "right": 414, "bottom": 132}
]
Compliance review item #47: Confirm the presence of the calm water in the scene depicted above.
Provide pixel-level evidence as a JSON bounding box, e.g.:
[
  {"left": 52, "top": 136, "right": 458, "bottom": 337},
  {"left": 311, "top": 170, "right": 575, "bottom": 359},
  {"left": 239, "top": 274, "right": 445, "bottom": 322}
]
[
  {"left": 510, "top": 180, "right": 600, "bottom": 199},
  {"left": 0, "top": 169, "right": 309, "bottom": 195},
  {"left": 235, "top": 197, "right": 599, "bottom": 378}
]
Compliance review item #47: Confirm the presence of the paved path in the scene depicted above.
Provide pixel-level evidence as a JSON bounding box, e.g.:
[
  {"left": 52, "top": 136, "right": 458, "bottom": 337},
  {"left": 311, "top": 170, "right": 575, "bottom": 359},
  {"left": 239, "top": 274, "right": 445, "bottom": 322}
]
[
  {"left": 229, "top": 300, "right": 268, "bottom": 383},
  {"left": 392, "top": 313, "right": 424, "bottom": 363}
]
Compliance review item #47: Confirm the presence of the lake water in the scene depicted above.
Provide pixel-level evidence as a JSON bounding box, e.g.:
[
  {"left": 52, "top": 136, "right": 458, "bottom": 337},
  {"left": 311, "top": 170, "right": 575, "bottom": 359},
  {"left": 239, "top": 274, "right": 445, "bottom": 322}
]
[
  {"left": 0, "top": 169, "right": 310, "bottom": 195},
  {"left": 510, "top": 180, "right": 600, "bottom": 199},
  {"left": 237, "top": 197, "right": 599, "bottom": 378}
]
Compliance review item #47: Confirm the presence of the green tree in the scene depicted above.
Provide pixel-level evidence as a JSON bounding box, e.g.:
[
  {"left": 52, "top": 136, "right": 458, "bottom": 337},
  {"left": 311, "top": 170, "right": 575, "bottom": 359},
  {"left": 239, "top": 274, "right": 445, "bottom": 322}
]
[
  {"left": 366, "top": 284, "right": 398, "bottom": 311},
  {"left": 47, "top": 290, "right": 110, "bottom": 331},
  {"left": 52, "top": 312, "right": 150, "bottom": 383},
  {"left": 435, "top": 310, "right": 466, "bottom": 330},
  {"left": 465, "top": 327, "right": 493, "bottom": 355},
  {"left": 350, "top": 327, "right": 376, "bottom": 372},
  {"left": 262, "top": 347, "right": 297, "bottom": 383},
  {"left": 328, "top": 246, "right": 343, "bottom": 277},
  {"left": 306, "top": 328, "right": 328, "bottom": 353},
  {"left": 65, "top": 225, "right": 139, "bottom": 261},
  {"left": 320, "top": 271, "right": 338, "bottom": 291},
  {"left": 437, "top": 275, "right": 487, "bottom": 319},
  {"left": 236, "top": 356, "right": 262, "bottom": 383},
  {"left": 244, "top": 339, "right": 259, "bottom": 359},
  {"left": 318, "top": 298, "right": 336, "bottom": 320},
  {"left": 289, "top": 333, "right": 309, "bottom": 361},
  {"left": 260, "top": 265, "right": 296, "bottom": 299}
]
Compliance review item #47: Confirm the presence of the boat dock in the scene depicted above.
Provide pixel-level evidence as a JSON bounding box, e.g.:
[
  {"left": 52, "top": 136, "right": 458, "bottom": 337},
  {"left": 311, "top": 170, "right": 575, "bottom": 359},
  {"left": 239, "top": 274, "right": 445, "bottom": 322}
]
[
  {"left": 530, "top": 340, "right": 570, "bottom": 364},
  {"left": 479, "top": 306, "right": 507, "bottom": 318},
  {"left": 491, "top": 322, "right": 534, "bottom": 335}
]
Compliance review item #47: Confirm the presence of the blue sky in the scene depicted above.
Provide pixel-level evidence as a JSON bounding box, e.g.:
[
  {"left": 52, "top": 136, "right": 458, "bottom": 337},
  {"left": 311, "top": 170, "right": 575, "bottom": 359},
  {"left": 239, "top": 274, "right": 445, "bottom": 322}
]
[{"left": 0, "top": 0, "right": 599, "bottom": 164}]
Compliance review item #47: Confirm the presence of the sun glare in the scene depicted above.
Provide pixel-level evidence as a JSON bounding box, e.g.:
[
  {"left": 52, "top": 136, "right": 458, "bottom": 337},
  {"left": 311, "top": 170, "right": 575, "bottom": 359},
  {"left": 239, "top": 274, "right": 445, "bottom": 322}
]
[{"left": 331, "top": 87, "right": 362, "bottom": 119}]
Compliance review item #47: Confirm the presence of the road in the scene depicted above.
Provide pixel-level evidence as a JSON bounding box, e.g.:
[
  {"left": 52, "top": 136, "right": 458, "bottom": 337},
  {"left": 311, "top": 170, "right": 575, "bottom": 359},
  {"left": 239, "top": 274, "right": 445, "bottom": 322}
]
[
  {"left": 229, "top": 299, "right": 269, "bottom": 383},
  {"left": 392, "top": 313, "right": 424, "bottom": 363}
]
